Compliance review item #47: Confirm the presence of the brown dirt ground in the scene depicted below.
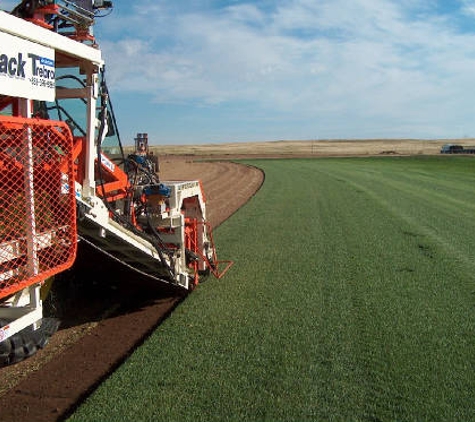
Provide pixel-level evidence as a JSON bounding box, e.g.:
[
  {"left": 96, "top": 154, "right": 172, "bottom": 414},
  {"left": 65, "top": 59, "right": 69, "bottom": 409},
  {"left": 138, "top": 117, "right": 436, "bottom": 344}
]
[
  {"left": 144, "top": 138, "right": 473, "bottom": 157},
  {"left": 0, "top": 157, "right": 264, "bottom": 422}
]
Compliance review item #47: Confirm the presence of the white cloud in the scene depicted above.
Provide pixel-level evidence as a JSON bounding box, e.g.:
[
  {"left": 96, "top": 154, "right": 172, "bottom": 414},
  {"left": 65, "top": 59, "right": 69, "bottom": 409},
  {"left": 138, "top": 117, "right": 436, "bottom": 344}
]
[
  {"left": 461, "top": 0, "right": 475, "bottom": 16},
  {"left": 91, "top": 0, "right": 475, "bottom": 139},
  {"left": 9, "top": 0, "right": 475, "bottom": 139}
]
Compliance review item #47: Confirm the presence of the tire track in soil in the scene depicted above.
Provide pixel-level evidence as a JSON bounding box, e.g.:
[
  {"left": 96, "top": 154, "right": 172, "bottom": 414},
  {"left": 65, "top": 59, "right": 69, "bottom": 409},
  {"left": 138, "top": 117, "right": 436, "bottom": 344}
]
[{"left": 0, "top": 158, "right": 264, "bottom": 422}]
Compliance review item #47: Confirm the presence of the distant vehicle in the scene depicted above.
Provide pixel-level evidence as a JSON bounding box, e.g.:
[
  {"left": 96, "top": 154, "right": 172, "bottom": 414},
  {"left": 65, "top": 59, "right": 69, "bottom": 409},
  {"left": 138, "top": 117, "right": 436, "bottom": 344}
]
[
  {"left": 440, "top": 144, "right": 475, "bottom": 154},
  {"left": 440, "top": 144, "right": 464, "bottom": 154}
]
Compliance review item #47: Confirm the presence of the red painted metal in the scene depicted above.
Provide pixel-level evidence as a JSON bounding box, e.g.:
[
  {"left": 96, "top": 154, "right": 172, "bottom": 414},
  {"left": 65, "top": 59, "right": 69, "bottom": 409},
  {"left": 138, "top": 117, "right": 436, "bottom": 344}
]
[{"left": 0, "top": 116, "right": 77, "bottom": 300}]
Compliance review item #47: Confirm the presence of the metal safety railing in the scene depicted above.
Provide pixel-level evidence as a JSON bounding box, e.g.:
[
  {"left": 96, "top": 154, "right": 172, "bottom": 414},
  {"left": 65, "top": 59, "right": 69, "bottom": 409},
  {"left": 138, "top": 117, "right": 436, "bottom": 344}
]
[
  {"left": 184, "top": 218, "right": 233, "bottom": 285},
  {"left": 0, "top": 116, "right": 77, "bottom": 300}
]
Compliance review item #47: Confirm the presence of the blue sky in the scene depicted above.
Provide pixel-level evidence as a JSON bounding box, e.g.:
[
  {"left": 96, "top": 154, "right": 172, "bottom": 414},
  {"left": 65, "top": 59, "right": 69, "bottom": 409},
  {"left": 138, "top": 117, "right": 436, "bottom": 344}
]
[{"left": 4, "top": 0, "right": 475, "bottom": 145}]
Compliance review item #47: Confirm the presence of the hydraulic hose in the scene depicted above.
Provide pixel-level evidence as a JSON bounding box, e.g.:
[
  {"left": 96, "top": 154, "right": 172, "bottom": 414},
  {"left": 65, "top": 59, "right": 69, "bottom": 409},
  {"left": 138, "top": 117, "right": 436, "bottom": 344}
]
[{"left": 93, "top": 71, "right": 175, "bottom": 280}]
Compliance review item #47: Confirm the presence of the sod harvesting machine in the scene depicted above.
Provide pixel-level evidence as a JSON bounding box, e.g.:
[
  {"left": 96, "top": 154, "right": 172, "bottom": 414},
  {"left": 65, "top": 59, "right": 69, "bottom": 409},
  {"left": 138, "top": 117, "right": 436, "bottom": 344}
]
[{"left": 0, "top": 0, "right": 231, "bottom": 367}]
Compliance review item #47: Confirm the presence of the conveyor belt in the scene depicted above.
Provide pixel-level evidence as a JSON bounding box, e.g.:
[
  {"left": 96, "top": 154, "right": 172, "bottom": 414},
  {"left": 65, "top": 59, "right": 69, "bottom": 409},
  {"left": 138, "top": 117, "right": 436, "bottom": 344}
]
[{"left": 77, "top": 217, "right": 183, "bottom": 287}]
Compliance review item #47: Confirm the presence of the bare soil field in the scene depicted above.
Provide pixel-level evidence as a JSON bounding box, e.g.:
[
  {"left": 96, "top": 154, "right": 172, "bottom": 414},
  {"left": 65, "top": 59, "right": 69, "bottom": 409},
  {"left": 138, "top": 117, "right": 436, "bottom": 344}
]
[
  {"left": 145, "top": 138, "right": 475, "bottom": 157},
  {"left": 0, "top": 138, "right": 466, "bottom": 421}
]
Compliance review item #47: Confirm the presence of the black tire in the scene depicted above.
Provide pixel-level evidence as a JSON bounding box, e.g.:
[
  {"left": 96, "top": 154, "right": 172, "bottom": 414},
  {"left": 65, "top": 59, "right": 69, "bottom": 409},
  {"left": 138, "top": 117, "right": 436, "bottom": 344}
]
[
  {"left": 0, "top": 318, "right": 60, "bottom": 367},
  {"left": 0, "top": 321, "right": 13, "bottom": 366}
]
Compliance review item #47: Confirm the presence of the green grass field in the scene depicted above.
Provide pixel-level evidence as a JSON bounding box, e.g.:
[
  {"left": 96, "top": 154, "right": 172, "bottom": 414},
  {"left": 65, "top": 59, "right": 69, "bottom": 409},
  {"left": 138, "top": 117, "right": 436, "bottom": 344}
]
[{"left": 69, "top": 156, "right": 475, "bottom": 422}]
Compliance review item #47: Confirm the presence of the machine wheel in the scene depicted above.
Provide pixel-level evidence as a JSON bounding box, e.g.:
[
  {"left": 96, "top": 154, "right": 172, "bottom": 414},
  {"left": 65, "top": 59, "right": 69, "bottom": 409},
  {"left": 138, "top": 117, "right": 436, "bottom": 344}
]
[
  {"left": 0, "top": 318, "right": 60, "bottom": 367},
  {"left": 0, "top": 325, "right": 12, "bottom": 366}
]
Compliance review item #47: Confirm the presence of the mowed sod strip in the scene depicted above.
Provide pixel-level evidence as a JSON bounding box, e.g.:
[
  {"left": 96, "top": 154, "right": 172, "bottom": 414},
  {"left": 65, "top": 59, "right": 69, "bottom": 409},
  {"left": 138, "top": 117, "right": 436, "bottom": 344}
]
[{"left": 69, "top": 156, "right": 475, "bottom": 422}]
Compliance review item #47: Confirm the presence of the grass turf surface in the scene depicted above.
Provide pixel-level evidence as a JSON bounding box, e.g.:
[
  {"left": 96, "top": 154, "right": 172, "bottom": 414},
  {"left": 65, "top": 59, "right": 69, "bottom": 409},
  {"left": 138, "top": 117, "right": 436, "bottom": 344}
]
[{"left": 68, "top": 156, "right": 475, "bottom": 421}]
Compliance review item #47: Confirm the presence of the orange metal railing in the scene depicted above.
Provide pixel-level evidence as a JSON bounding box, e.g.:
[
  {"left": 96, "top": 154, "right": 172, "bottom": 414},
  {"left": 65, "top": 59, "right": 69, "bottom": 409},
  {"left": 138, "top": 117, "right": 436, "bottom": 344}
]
[
  {"left": 0, "top": 116, "right": 77, "bottom": 300},
  {"left": 185, "top": 217, "right": 233, "bottom": 285}
]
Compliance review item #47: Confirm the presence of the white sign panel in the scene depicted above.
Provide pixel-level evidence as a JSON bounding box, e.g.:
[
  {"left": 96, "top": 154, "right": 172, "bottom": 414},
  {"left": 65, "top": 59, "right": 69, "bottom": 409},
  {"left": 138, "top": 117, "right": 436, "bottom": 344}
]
[{"left": 0, "top": 31, "right": 55, "bottom": 101}]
